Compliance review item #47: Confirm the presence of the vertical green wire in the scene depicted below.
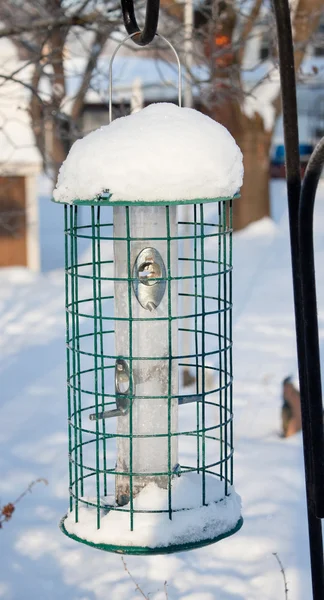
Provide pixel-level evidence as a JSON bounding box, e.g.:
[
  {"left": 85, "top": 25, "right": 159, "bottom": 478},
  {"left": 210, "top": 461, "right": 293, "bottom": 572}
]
[
  {"left": 166, "top": 206, "right": 172, "bottom": 520},
  {"left": 125, "top": 206, "right": 134, "bottom": 531},
  {"left": 223, "top": 201, "right": 229, "bottom": 496},
  {"left": 193, "top": 204, "right": 200, "bottom": 473},
  {"left": 96, "top": 206, "right": 108, "bottom": 497},
  {"left": 64, "top": 206, "right": 73, "bottom": 513},
  {"left": 91, "top": 206, "right": 101, "bottom": 529},
  {"left": 229, "top": 200, "right": 234, "bottom": 486},
  {"left": 218, "top": 202, "right": 223, "bottom": 481},
  {"left": 73, "top": 206, "right": 84, "bottom": 497},
  {"left": 70, "top": 206, "right": 79, "bottom": 521},
  {"left": 200, "top": 204, "right": 206, "bottom": 505}
]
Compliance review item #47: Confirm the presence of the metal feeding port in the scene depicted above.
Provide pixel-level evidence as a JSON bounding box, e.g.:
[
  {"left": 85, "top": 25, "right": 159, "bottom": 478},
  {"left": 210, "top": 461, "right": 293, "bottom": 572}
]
[
  {"left": 133, "top": 247, "right": 166, "bottom": 311},
  {"left": 89, "top": 359, "right": 132, "bottom": 420}
]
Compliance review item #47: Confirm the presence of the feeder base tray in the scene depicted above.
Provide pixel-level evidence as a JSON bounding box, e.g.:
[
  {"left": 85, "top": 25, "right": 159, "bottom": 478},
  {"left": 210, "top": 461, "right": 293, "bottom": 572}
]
[{"left": 60, "top": 515, "right": 243, "bottom": 555}]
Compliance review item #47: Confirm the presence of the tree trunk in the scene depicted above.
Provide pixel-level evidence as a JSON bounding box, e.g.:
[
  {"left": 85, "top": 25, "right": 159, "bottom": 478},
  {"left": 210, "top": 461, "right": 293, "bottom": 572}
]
[
  {"left": 207, "top": 99, "right": 272, "bottom": 231},
  {"left": 234, "top": 113, "right": 272, "bottom": 231},
  {"left": 51, "top": 127, "right": 69, "bottom": 180},
  {"left": 198, "top": 0, "right": 324, "bottom": 232}
]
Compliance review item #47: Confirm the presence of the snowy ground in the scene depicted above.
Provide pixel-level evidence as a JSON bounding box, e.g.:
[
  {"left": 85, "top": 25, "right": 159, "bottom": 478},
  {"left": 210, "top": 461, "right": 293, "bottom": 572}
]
[{"left": 0, "top": 179, "right": 324, "bottom": 599}]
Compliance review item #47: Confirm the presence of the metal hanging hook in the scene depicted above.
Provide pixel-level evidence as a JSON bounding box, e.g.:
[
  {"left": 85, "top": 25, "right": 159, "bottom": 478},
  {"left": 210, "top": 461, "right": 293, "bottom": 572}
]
[
  {"left": 108, "top": 32, "right": 182, "bottom": 123},
  {"left": 121, "top": 0, "right": 160, "bottom": 46}
]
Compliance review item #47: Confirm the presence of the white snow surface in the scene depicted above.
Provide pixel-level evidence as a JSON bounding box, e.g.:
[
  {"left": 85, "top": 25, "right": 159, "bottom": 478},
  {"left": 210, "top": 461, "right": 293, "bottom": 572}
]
[
  {"left": 2, "top": 179, "right": 324, "bottom": 599},
  {"left": 64, "top": 474, "right": 241, "bottom": 548},
  {"left": 53, "top": 103, "right": 243, "bottom": 203}
]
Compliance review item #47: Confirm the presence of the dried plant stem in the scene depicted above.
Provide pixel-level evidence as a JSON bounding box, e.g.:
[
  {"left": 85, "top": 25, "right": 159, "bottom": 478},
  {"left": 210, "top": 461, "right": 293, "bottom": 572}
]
[
  {"left": 121, "top": 558, "right": 169, "bottom": 599},
  {"left": 0, "top": 478, "right": 48, "bottom": 528},
  {"left": 273, "top": 552, "right": 289, "bottom": 599},
  {"left": 13, "top": 478, "right": 48, "bottom": 505},
  {"left": 121, "top": 557, "right": 149, "bottom": 599}
]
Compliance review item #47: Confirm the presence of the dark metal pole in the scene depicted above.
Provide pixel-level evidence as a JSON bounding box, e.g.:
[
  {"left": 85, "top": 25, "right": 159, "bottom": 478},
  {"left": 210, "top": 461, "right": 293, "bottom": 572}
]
[{"left": 272, "top": 1, "right": 324, "bottom": 598}]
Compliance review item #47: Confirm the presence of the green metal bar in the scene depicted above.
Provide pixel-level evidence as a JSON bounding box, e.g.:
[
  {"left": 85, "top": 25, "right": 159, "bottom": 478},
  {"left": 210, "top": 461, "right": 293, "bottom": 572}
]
[
  {"left": 96, "top": 206, "right": 108, "bottom": 497},
  {"left": 67, "top": 302, "right": 230, "bottom": 322},
  {"left": 193, "top": 204, "right": 200, "bottom": 473},
  {"left": 66, "top": 263, "right": 231, "bottom": 283},
  {"left": 70, "top": 218, "right": 226, "bottom": 228},
  {"left": 218, "top": 202, "right": 223, "bottom": 481},
  {"left": 166, "top": 205, "right": 173, "bottom": 520},
  {"left": 66, "top": 338, "right": 231, "bottom": 363},
  {"left": 70, "top": 419, "right": 226, "bottom": 442},
  {"left": 70, "top": 452, "right": 233, "bottom": 478},
  {"left": 70, "top": 205, "right": 79, "bottom": 521},
  {"left": 200, "top": 204, "right": 206, "bottom": 505},
  {"left": 229, "top": 200, "right": 234, "bottom": 485},
  {"left": 223, "top": 201, "right": 229, "bottom": 495},
  {"left": 70, "top": 417, "right": 227, "bottom": 440},
  {"left": 66, "top": 289, "right": 230, "bottom": 304},
  {"left": 68, "top": 379, "right": 232, "bottom": 402},
  {"left": 60, "top": 514, "right": 244, "bottom": 555},
  {"left": 60, "top": 194, "right": 238, "bottom": 207},
  {"left": 64, "top": 205, "right": 73, "bottom": 513},
  {"left": 70, "top": 230, "right": 224, "bottom": 243},
  {"left": 73, "top": 206, "right": 84, "bottom": 497},
  {"left": 91, "top": 206, "right": 101, "bottom": 529},
  {"left": 125, "top": 206, "right": 134, "bottom": 531}
]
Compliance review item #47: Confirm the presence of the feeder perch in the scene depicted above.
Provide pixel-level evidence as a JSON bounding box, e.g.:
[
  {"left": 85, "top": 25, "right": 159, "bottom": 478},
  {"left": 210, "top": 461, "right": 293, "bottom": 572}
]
[{"left": 54, "top": 70, "right": 243, "bottom": 553}]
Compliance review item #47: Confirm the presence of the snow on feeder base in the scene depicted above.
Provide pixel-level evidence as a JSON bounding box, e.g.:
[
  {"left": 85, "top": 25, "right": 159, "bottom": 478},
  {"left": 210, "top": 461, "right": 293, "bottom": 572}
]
[{"left": 54, "top": 103, "right": 244, "bottom": 554}]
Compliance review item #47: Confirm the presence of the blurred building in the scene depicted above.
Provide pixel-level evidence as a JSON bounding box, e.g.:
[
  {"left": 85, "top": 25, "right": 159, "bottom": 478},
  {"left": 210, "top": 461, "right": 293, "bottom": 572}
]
[{"left": 0, "top": 38, "right": 41, "bottom": 269}]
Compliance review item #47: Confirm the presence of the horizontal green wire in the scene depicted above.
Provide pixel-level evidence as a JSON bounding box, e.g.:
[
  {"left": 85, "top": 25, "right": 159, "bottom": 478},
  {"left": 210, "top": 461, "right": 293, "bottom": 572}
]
[
  {"left": 69, "top": 452, "right": 234, "bottom": 477},
  {"left": 69, "top": 417, "right": 233, "bottom": 440},
  {"left": 56, "top": 193, "right": 238, "bottom": 207}
]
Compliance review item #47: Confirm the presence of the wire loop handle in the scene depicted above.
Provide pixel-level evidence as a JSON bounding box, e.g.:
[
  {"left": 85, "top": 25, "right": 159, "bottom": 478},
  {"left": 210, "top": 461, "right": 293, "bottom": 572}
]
[
  {"left": 121, "top": 0, "right": 160, "bottom": 46},
  {"left": 108, "top": 33, "right": 182, "bottom": 123}
]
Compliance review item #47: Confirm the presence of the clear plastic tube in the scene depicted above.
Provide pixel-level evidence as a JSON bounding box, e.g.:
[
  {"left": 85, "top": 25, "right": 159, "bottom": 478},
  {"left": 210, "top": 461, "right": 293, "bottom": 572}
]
[{"left": 113, "top": 205, "right": 178, "bottom": 505}]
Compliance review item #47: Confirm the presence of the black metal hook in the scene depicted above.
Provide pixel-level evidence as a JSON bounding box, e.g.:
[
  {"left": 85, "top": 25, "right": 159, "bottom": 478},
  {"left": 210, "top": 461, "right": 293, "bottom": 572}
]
[
  {"left": 121, "top": 0, "right": 160, "bottom": 46},
  {"left": 299, "top": 139, "right": 324, "bottom": 518}
]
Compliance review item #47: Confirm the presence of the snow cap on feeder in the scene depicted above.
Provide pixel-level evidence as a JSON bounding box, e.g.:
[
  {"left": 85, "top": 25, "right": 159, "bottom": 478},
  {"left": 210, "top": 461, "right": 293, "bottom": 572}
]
[
  {"left": 54, "top": 103, "right": 243, "bottom": 204},
  {"left": 55, "top": 102, "right": 244, "bottom": 555}
]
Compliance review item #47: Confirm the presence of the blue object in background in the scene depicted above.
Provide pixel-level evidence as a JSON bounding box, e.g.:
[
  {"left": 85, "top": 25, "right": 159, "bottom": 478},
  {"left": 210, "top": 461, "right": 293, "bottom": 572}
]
[{"left": 273, "top": 143, "right": 314, "bottom": 165}]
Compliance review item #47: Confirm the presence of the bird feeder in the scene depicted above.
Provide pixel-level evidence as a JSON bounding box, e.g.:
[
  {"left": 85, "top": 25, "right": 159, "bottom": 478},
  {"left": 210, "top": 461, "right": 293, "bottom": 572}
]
[{"left": 54, "top": 98, "right": 243, "bottom": 554}]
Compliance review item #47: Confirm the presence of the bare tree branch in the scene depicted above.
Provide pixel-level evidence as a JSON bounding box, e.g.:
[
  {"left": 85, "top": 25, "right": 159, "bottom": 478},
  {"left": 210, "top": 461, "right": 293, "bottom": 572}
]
[
  {"left": 0, "top": 73, "right": 46, "bottom": 103},
  {"left": 271, "top": 0, "right": 324, "bottom": 118},
  {"left": 238, "top": 0, "right": 263, "bottom": 63},
  {"left": 71, "top": 28, "right": 112, "bottom": 121},
  {"left": 293, "top": 0, "right": 323, "bottom": 71},
  {"left": 121, "top": 557, "right": 149, "bottom": 599},
  {"left": 30, "top": 62, "right": 46, "bottom": 166},
  {"left": 164, "top": 581, "right": 169, "bottom": 599},
  {"left": 78, "top": 0, "right": 94, "bottom": 14},
  {"left": 49, "top": 28, "right": 66, "bottom": 105},
  {"left": 0, "top": 11, "right": 120, "bottom": 39},
  {"left": 273, "top": 553, "right": 289, "bottom": 600}
]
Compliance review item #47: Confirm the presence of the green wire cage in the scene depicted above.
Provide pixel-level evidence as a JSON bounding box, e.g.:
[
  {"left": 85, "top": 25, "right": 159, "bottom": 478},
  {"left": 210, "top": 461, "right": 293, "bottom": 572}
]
[{"left": 59, "top": 193, "right": 242, "bottom": 555}]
